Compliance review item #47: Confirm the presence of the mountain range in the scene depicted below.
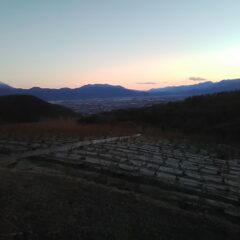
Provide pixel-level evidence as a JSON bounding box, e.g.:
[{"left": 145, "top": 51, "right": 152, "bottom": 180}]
[
  {"left": 0, "top": 83, "right": 147, "bottom": 101},
  {"left": 150, "top": 79, "right": 240, "bottom": 95},
  {"left": 0, "top": 79, "right": 240, "bottom": 101}
]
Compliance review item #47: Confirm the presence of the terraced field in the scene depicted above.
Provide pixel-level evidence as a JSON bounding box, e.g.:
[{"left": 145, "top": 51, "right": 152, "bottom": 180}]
[{"left": 1, "top": 134, "right": 239, "bottom": 223}]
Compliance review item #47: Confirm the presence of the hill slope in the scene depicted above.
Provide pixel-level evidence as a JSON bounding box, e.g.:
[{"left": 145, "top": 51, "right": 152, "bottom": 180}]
[
  {"left": 82, "top": 90, "right": 240, "bottom": 141},
  {"left": 1, "top": 169, "right": 239, "bottom": 240},
  {"left": 0, "top": 95, "right": 75, "bottom": 123}
]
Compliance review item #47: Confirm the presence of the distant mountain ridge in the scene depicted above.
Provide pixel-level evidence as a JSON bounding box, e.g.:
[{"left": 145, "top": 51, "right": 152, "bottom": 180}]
[
  {"left": 0, "top": 81, "right": 13, "bottom": 89},
  {"left": 0, "top": 83, "right": 147, "bottom": 101},
  {"left": 0, "top": 79, "right": 240, "bottom": 101},
  {"left": 149, "top": 79, "right": 240, "bottom": 96},
  {"left": 149, "top": 81, "right": 214, "bottom": 93}
]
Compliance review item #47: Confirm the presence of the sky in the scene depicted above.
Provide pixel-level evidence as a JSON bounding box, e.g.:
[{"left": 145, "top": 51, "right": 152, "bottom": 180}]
[{"left": 0, "top": 0, "right": 240, "bottom": 90}]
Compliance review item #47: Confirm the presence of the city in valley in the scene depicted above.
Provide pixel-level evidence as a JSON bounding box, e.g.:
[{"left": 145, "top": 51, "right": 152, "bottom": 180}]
[{"left": 52, "top": 96, "right": 176, "bottom": 115}]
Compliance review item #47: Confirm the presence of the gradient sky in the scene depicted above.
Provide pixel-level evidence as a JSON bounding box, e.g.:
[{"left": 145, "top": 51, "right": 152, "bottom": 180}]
[{"left": 1, "top": 0, "right": 240, "bottom": 90}]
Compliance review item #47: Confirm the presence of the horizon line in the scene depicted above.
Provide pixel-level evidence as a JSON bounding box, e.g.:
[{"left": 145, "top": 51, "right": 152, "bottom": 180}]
[{"left": 1, "top": 78, "right": 240, "bottom": 91}]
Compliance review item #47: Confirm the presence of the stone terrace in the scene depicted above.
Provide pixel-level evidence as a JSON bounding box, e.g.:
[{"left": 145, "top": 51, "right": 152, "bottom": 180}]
[{"left": 0, "top": 135, "right": 239, "bottom": 221}]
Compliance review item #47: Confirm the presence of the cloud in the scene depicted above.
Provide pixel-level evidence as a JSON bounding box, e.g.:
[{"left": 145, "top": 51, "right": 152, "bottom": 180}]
[
  {"left": 136, "top": 82, "right": 157, "bottom": 84},
  {"left": 189, "top": 77, "right": 207, "bottom": 82}
]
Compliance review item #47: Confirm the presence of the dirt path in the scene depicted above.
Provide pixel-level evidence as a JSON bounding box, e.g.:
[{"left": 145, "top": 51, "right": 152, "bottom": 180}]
[{"left": 0, "top": 134, "right": 141, "bottom": 166}]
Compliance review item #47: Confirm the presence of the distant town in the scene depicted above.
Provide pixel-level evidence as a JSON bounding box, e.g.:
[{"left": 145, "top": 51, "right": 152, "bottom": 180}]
[{"left": 52, "top": 95, "right": 182, "bottom": 115}]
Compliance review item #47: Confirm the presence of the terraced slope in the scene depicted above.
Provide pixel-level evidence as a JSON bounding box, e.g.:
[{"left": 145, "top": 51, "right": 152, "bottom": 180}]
[{"left": 1, "top": 135, "right": 239, "bottom": 222}]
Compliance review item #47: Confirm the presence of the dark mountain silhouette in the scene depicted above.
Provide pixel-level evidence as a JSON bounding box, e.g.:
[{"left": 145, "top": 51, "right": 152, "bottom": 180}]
[
  {"left": 0, "top": 95, "right": 75, "bottom": 123},
  {"left": 0, "top": 84, "right": 148, "bottom": 101},
  {"left": 0, "top": 79, "right": 240, "bottom": 101},
  {"left": 82, "top": 90, "right": 240, "bottom": 141},
  {"left": 149, "top": 81, "right": 213, "bottom": 93},
  {"left": 0, "top": 81, "right": 13, "bottom": 89},
  {"left": 149, "top": 79, "right": 240, "bottom": 96},
  {"left": 78, "top": 84, "right": 138, "bottom": 96}
]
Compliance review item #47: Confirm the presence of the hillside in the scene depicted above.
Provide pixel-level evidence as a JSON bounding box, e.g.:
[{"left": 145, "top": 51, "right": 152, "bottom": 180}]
[
  {"left": 0, "top": 95, "right": 75, "bottom": 123},
  {"left": 1, "top": 92, "right": 240, "bottom": 239},
  {"left": 1, "top": 168, "right": 239, "bottom": 240},
  {"left": 82, "top": 90, "right": 240, "bottom": 141}
]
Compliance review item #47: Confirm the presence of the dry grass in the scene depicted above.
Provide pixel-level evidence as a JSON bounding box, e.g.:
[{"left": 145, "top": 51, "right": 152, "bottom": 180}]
[{"left": 0, "top": 119, "right": 140, "bottom": 138}]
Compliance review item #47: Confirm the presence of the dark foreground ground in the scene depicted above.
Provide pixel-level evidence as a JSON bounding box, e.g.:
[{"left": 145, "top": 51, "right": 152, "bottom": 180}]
[{"left": 0, "top": 169, "right": 239, "bottom": 240}]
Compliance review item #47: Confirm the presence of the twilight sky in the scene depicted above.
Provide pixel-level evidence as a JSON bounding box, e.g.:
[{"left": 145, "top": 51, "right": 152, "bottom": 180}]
[{"left": 1, "top": 0, "right": 240, "bottom": 90}]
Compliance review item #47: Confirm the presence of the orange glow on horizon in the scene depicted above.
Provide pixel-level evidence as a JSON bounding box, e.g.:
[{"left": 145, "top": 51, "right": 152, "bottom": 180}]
[{"left": 6, "top": 46, "right": 240, "bottom": 90}]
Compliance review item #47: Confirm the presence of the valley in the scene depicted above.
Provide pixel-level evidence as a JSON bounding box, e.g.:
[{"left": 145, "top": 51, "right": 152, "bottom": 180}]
[{"left": 52, "top": 95, "right": 178, "bottom": 115}]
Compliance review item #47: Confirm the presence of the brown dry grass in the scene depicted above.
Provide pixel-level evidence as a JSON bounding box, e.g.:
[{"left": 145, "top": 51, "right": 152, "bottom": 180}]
[{"left": 0, "top": 119, "right": 140, "bottom": 138}]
